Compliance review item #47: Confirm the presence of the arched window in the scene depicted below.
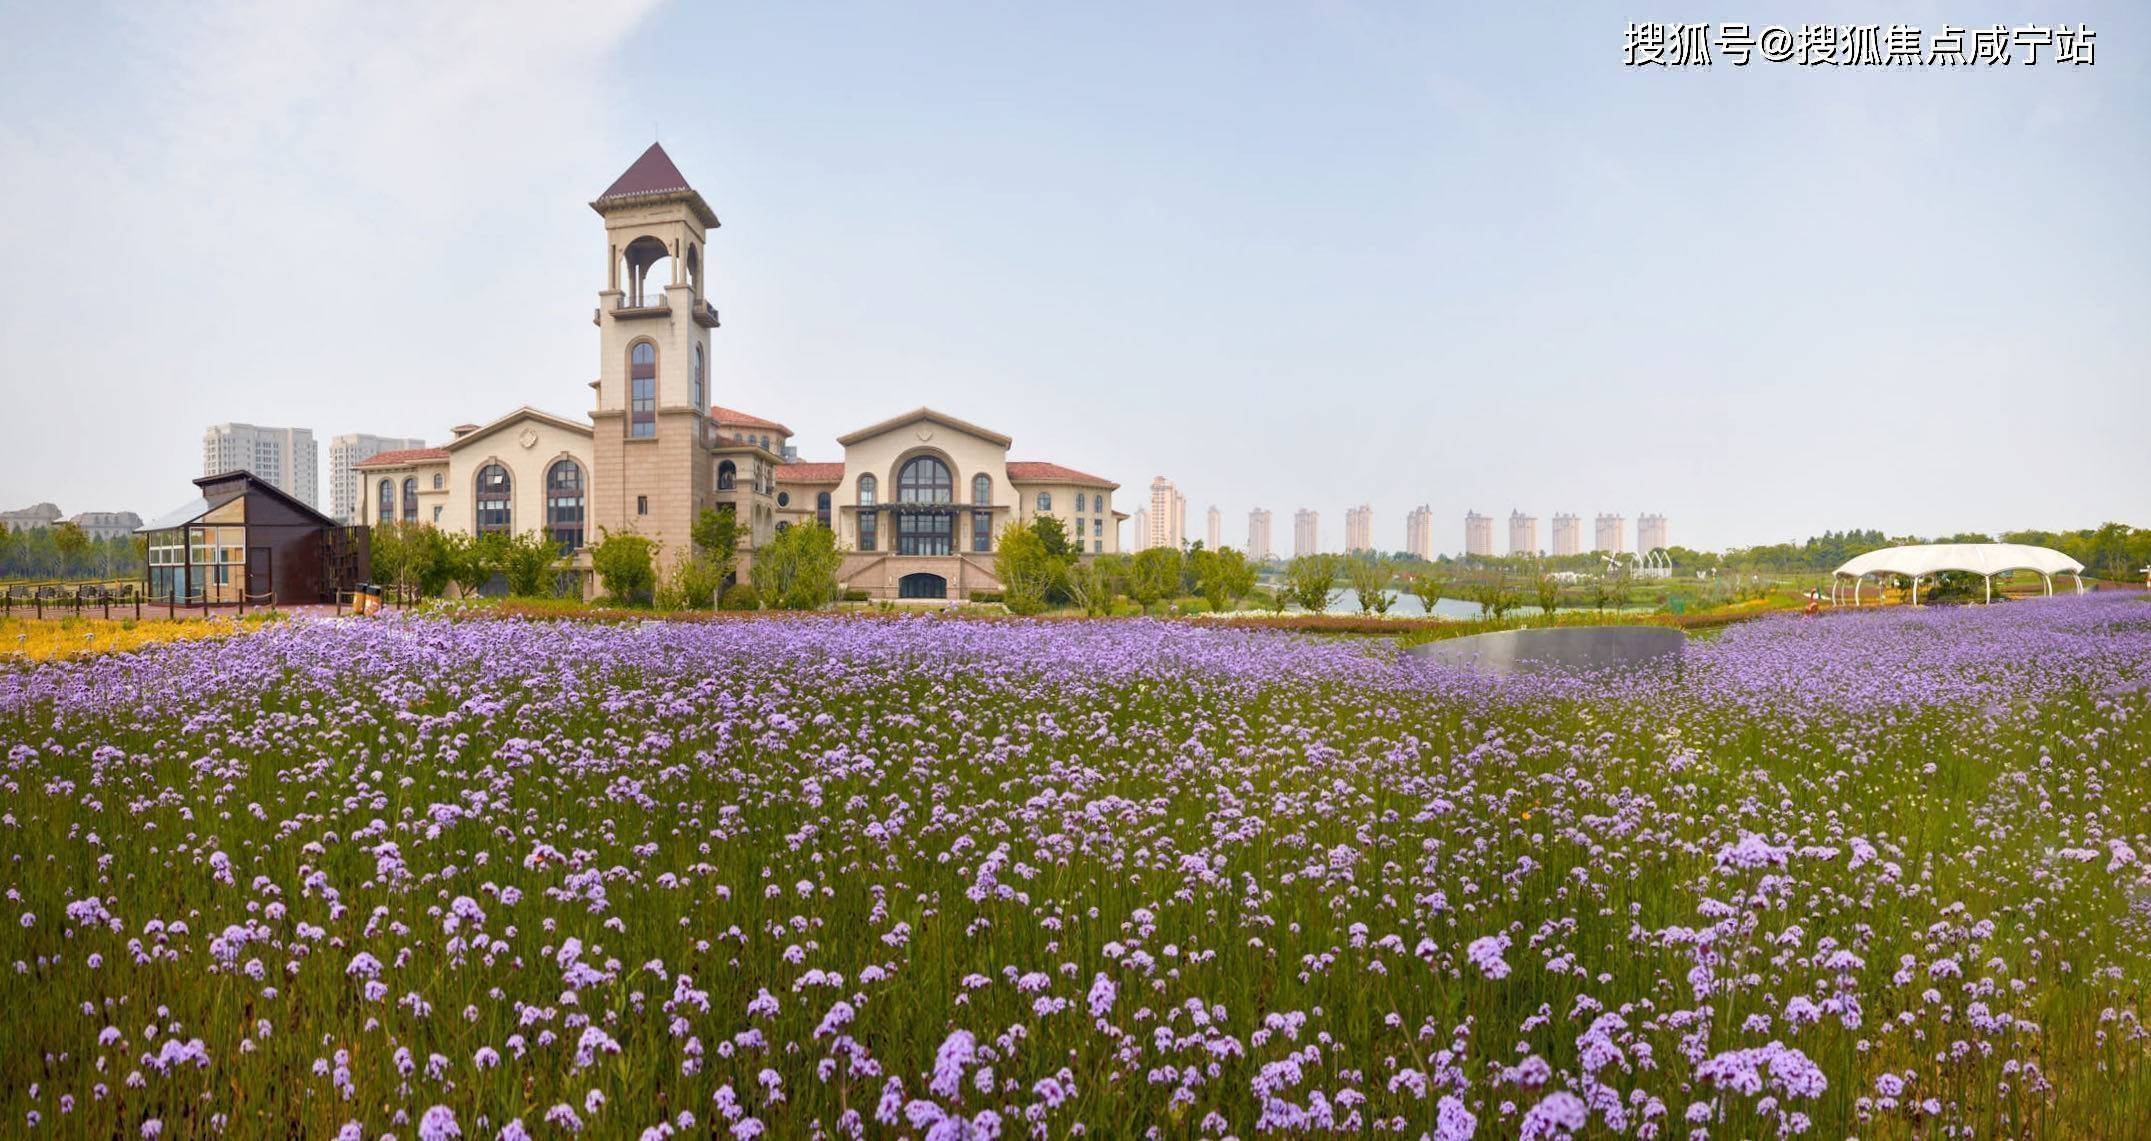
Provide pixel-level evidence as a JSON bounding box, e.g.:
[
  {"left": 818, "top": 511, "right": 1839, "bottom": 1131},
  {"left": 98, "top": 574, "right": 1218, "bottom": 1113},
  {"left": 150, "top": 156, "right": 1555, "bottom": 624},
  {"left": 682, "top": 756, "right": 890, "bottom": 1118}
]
[
  {"left": 401, "top": 477, "right": 418, "bottom": 523},
  {"left": 629, "top": 343, "right": 656, "bottom": 438},
  {"left": 1036, "top": 492, "right": 1052, "bottom": 512},
  {"left": 816, "top": 491, "right": 831, "bottom": 529},
  {"left": 475, "top": 464, "right": 512, "bottom": 534},
  {"left": 432, "top": 473, "right": 444, "bottom": 490},
  {"left": 1091, "top": 494, "right": 1103, "bottom": 513},
  {"left": 897, "top": 455, "right": 952, "bottom": 504},
  {"left": 691, "top": 343, "right": 706, "bottom": 412},
  {"left": 972, "top": 474, "right": 992, "bottom": 505},
  {"left": 546, "top": 460, "right": 585, "bottom": 553},
  {"left": 376, "top": 479, "right": 394, "bottom": 526},
  {"left": 716, "top": 460, "right": 736, "bottom": 491},
  {"left": 857, "top": 475, "right": 877, "bottom": 551}
]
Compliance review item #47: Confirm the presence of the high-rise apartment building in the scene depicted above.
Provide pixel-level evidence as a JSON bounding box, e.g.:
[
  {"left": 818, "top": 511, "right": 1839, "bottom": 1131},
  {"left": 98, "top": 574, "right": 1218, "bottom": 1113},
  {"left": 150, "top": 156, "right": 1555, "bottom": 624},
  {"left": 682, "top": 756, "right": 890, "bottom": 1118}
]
[
  {"left": 328, "top": 433, "right": 428, "bottom": 524},
  {"left": 1637, "top": 513, "right": 1668, "bottom": 553},
  {"left": 1293, "top": 509, "right": 1320, "bottom": 557},
  {"left": 203, "top": 423, "right": 319, "bottom": 508},
  {"left": 1593, "top": 513, "right": 1625, "bottom": 554},
  {"left": 1550, "top": 512, "right": 1580, "bottom": 557},
  {"left": 1247, "top": 508, "right": 1273, "bottom": 560},
  {"left": 1464, "top": 511, "right": 1493, "bottom": 557},
  {"left": 1344, "top": 504, "right": 1373, "bottom": 554},
  {"left": 1129, "top": 507, "right": 1151, "bottom": 551},
  {"left": 1205, "top": 505, "right": 1221, "bottom": 550},
  {"left": 1507, "top": 510, "right": 1538, "bottom": 556},
  {"left": 1147, "top": 477, "right": 1186, "bottom": 551},
  {"left": 1404, "top": 505, "right": 1433, "bottom": 561}
]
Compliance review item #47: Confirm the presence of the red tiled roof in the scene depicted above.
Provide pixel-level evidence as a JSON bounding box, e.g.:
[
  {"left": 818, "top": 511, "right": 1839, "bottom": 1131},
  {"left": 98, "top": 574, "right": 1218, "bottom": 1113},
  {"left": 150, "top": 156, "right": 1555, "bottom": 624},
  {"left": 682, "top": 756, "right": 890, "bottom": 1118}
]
[
  {"left": 597, "top": 142, "right": 693, "bottom": 201},
  {"left": 1006, "top": 461, "right": 1117, "bottom": 489},
  {"left": 709, "top": 405, "right": 792, "bottom": 434},
  {"left": 353, "top": 448, "right": 449, "bottom": 469},
  {"left": 775, "top": 462, "right": 844, "bottom": 483}
]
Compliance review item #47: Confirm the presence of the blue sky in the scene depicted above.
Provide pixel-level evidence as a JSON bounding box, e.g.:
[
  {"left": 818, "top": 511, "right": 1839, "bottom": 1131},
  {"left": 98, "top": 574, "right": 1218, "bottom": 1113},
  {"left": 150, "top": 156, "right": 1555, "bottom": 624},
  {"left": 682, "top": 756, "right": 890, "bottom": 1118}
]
[{"left": 1, "top": 1, "right": 2144, "bottom": 552}]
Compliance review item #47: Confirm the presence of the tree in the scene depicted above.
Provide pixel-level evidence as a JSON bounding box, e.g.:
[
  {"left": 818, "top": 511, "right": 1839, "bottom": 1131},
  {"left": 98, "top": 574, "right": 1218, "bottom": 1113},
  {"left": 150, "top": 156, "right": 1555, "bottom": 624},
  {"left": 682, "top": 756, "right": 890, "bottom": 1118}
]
[
  {"left": 1284, "top": 554, "right": 1342, "bottom": 613},
  {"left": 994, "top": 521, "right": 1064, "bottom": 615},
  {"left": 1259, "top": 586, "right": 1290, "bottom": 615},
  {"left": 1032, "top": 515, "right": 1072, "bottom": 560},
  {"left": 1533, "top": 573, "right": 1561, "bottom": 616},
  {"left": 403, "top": 526, "right": 459, "bottom": 598},
  {"left": 495, "top": 530, "right": 565, "bottom": 598},
  {"left": 369, "top": 522, "right": 410, "bottom": 596},
  {"left": 441, "top": 531, "right": 492, "bottom": 598},
  {"left": 1129, "top": 548, "right": 1183, "bottom": 611},
  {"left": 691, "top": 507, "right": 741, "bottom": 580},
  {"left": 658, "top": 547, "right": 728, "bottom": 610},
  {"left": 1470, "top": 570, "right": 1521, "bottom": 620},
  {"left": 751, "top": 522, "right": 843, "bottom": 610},
  {"left": 1193, "top": 546, "right": 1257, "bottom": 613},
  {"left": 1343, "top": 555, "right": 1394, "bottom": 616},
  {"left": 1404, "top": 572, "right": 1445, "bottom": 617},
  {"left": 1062, "top": 558, "right": 1113, "bottom": 616},
  {"left": 590, "top": 529, "right": 657, "bottom": 604},
  {"left": 52, "top": 522, "right": 89, "bottom": 576}
]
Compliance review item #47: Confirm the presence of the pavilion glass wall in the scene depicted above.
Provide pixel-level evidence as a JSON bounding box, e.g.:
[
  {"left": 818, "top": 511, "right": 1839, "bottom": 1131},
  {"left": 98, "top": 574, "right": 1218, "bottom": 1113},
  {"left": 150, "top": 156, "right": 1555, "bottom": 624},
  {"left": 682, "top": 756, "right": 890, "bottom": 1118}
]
[{"left": 144, "top": 524, "right": 247, "bottom": 603}]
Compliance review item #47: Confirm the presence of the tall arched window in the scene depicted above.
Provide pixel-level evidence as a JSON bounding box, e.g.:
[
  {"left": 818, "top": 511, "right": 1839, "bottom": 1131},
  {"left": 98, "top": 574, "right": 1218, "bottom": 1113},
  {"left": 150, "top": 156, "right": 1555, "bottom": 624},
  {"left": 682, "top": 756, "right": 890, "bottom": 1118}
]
[
  {"left": 629, "top": 343, "right": 657, "bottom": 438},
  {"left": 897, "top": 455, "right": 952, "bottom": 504},
  {"left": 716, "top": 460, "right": 736, "bottom": 491},
  {"left": 1091, "top": 494, "right": 1103, "bottom": 513},
  {"left": 972, "top": 474, "right": 992, "bottom": 505},
  {"left": 432, "top": 473, "right": 444, "bottom": 490},
  {"left": 691, "top": 343, "right": 706, "bottom": 412},
  {"left": 816, "top": 491, "right": 831, "bottom": 529},
  {"left": 856, "top": 474, "right": 878, "bottom": 551},
  {"left": 401, "top": 477, "right": 418, "bottom": 523},
  {"left": 377, "top": 479, "right": 394, "bottom": 526},
  {"left": 546, "top": 460, "right": 585, "bottom": 553},
  {"left": 1036, "top": 491, "right": 1052, "bottom": 512},
  {"left": 475, "top": 464, "right": 512, "bottom": 533}
]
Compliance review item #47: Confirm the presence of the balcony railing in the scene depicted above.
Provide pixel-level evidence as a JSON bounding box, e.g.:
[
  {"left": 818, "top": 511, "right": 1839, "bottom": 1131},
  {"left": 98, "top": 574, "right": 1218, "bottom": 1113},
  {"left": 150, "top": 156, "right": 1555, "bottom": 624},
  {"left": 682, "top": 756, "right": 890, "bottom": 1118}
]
[{"left": 613, "top": 294, "right": 670, "bottom": 312}]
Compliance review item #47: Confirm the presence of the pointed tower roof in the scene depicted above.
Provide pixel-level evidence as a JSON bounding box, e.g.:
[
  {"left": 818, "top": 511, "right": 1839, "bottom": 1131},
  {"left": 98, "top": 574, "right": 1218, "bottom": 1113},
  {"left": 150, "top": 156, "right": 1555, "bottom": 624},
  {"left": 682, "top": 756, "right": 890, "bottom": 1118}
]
[{"left": 591, "top": 143, "right": 718, "bottom": 226}]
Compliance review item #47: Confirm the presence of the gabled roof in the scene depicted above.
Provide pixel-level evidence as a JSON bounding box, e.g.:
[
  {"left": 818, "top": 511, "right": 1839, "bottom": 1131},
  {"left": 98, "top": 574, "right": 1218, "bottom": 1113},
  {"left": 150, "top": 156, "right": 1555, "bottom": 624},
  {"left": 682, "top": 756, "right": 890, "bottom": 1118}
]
[
  {"left": 353, "top": 447, "right": 451, "bottom": 470},
  {"left": 710, "top": 405, "right": 793, "bottom": 435},
  {"left": 443, "top": 406, "right": 592, "bottom": 452},
  {"left": 591, "top": 142, "right": 719, "bottom": 227},
  {"left": 775, "top": 462, "right": 845, "bottom": 484},
  {"left": 836, "top": 407, "right": 1012, "bottom": 448},
  {"left": 1006, "top": 461, "right": 1118, "bottom": 489},
  {"left": 140, "top": 470, "right": 339, "bottom": 533}
]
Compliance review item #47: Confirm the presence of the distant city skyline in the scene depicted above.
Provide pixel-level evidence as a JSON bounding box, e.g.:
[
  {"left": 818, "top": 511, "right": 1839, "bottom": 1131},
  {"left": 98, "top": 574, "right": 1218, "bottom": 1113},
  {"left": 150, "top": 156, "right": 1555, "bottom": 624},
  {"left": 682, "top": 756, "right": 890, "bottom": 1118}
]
[{"left": 3, "top": 5, "right": 2144, "bottom": 546}]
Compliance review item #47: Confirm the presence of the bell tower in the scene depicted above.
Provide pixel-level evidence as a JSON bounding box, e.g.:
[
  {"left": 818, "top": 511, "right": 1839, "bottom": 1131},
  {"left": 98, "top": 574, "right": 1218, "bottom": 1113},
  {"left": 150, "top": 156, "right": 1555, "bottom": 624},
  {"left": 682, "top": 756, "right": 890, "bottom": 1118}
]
[{"left": 589, "top": 142, "right": 721, "bottom": 563}]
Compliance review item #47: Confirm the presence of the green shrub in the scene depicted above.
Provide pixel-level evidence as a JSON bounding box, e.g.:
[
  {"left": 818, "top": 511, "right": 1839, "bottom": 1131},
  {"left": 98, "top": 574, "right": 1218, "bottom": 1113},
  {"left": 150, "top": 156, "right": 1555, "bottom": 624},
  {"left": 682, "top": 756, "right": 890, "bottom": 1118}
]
[
  {"left": 969, "top": 590, "right": 1004, "bottom": 604},
  {"left": 719, "top": 583, "right": 759, "bottom": 611},
  {"left": 841, "top": 589, "right": 871, "bottom": 602}
]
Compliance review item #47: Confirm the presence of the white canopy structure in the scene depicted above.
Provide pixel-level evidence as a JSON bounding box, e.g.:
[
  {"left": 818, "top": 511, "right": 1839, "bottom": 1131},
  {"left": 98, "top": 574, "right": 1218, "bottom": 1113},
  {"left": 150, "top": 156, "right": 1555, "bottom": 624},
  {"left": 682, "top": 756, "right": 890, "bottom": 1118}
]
[{"left": 1832, "top": 543, "right": 2086, "bottom": 606}]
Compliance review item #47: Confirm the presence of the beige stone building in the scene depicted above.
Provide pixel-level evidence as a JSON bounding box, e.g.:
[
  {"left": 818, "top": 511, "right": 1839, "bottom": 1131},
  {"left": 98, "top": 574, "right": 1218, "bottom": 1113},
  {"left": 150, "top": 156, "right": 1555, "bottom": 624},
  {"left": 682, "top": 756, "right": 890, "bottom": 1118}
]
[
  {"left": 1551, "top": 512, "right": 1580, "bottom": 556},
  {"left": 1508, "top": 510, "right": 1538, "bottom": 556},
  {"left": 349, "top": 146, "right": 1121, "bottom": 602},
  {"left": 1404, "top": 504, "right": 1433, "bottom": 561},
  {"left": 1638, "top": 513, "right": 1669, "bottom": 554},
  {"left": 1464, "top": 511, "right": 1493, "bottom": 557},
  {"left": 1344, "top": 504, "right": 1373, "bottom": 554},
  {"left": 1247, "top": 508, "right": 1273, "bottom": 560},
  {"left": 764, "top": 407, "right": 1122, "bottom": 600},
  {"left": 353, "top": 407, "right": 596, "bottom": 557},
  {"left": 329, "top": 433, "right": 428, "bottom": 524}
]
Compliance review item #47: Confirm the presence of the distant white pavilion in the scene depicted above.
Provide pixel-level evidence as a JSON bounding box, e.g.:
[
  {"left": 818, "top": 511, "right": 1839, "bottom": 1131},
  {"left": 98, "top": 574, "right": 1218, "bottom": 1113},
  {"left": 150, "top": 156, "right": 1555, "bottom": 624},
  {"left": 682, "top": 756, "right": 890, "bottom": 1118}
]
[{"left": 1832, "top": 543, "right": 2086, "bottom": 606}]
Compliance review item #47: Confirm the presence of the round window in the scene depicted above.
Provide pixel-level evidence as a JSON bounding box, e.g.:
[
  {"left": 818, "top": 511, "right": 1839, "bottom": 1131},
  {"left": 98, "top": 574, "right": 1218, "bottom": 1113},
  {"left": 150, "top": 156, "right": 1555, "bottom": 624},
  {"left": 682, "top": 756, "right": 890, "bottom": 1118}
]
[{"left": 777, "top": 491, "right": 790, "bottom": 507}]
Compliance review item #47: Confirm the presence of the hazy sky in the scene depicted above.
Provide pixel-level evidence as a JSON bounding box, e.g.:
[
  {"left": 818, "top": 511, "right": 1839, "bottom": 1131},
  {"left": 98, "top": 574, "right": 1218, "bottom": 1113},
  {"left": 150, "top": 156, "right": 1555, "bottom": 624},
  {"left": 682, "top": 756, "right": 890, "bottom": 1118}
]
[{"left": 2, "top": 2, "right": 2144, "bottom": 553}]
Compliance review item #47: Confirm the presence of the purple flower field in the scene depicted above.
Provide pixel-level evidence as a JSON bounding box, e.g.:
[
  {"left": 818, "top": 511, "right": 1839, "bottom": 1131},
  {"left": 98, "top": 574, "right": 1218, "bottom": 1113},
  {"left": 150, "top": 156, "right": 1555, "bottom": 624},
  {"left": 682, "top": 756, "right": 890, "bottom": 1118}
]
[{"left": 4, "top": 597, "right": 2150, "bottom": 1138}]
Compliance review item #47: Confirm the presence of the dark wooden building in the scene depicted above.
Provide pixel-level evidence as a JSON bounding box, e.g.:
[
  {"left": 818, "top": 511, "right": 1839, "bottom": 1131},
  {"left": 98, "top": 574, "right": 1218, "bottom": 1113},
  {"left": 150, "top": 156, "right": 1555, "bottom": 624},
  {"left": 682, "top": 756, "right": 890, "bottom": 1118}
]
[{"left": 138, "top": 471, "right": 369, "bottom": 606}]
